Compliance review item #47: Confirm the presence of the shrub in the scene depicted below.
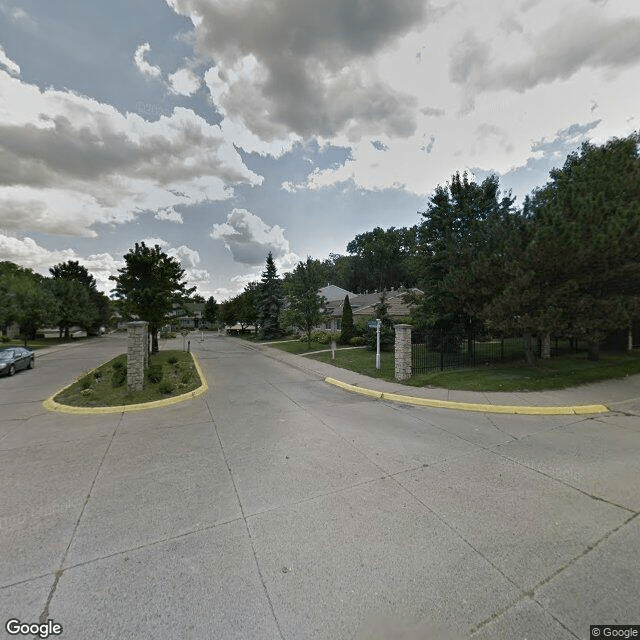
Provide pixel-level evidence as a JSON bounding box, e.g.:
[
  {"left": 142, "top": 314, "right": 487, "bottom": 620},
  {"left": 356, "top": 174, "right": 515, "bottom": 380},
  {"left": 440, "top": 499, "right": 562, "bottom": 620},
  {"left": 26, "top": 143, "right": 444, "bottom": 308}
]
[
  {"left": 2, "top": 336, "right": 10, "bottom": 343},
  {"left": 160, "top": 331, "right": 177, "bottom": 339},
  {"left": 79, "top": 375, "right": 93, "bottom": 390},
  {"left": 349, "top": 336, "right": 366, "bottom": 346},
  {"left": 111, "top": 367, "right": 126, "bottom": 387},
  {"left": 180, "top": 371, "right": 192, "bottom": 384},
  {"left": 146, "top": 363, "right": 163, "bottom": 384},
  {"left": 310, "top": 330, "right": 331, "bottom": 345},
  {"left": 167, "top": 356, "right": 178, "bottom": 365},
  {"left": 112, "top": 359, "right": 126, "bottom": 371},
  {"left": 158, "top": 380, "right": 174, "bottom": 394},
  {"left": 93, "top": 371, "right": 102, "bottom": 381}
]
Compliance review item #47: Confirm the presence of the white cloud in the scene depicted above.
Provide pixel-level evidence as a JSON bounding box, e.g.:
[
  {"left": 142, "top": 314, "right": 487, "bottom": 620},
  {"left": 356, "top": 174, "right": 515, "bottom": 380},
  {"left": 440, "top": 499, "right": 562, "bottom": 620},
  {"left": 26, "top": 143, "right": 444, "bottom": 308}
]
[
  {"left": 134, "top": 43, "right": 162, "bottom": 78},
  {"left": 155, "top": 206, "right": 183, "bottom": 223},
  {"left": 0, "top": 44, "right": 20, "bottom": 76},
  {"left": 168, "top": 67, "right": 200, "bottom": 95},
  {"left": 0, "top": 71, "right": 262, "bottom": 236},
  {"left": 0, "top": 233, "right": 122, "bottom": 292},
  {"left": 141, "top": 237, "right": 169, "bottom": 248},
  {"left": 211, "top": 208, "right": 293, "bottom": 265}
]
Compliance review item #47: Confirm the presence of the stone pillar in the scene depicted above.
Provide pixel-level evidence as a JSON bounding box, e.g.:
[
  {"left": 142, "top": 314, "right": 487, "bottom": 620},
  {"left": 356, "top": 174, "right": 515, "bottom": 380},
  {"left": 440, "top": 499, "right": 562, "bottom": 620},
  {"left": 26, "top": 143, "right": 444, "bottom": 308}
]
[
  {"left": 127, "top": 321, "right": 149, "bottom": 392},
  {"left": 394, "top": 324, "right": 412, "bottom": 381},
  {"left": 541, "top": 333, "right": 551, "bottom": 359}
]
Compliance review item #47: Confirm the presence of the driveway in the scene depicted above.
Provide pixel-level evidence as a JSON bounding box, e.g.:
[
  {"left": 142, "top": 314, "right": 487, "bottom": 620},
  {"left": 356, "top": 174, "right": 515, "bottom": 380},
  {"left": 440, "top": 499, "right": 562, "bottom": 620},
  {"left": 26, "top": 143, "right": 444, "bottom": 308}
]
[{"left": 1, "top": 333, "right": 639, "bottom": 639}]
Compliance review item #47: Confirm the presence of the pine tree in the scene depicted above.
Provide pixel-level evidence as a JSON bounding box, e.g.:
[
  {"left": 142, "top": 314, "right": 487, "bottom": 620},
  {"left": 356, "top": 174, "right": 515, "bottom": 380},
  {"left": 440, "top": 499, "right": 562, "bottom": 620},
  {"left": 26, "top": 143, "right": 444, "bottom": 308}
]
[
  {"left": 258, "top": 252, "right": 283, "bottom": 339},
  {"left": 340, "top": 295, "right": 354, "bottom": 344}
]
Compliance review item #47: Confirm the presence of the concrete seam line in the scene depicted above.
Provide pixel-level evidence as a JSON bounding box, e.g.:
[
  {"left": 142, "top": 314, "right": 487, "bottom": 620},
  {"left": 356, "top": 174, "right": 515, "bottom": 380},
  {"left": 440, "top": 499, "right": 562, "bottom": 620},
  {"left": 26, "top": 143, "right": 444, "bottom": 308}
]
[
  {"left": 324, "top": 377, "right": 609, "bottom": 415},
  {"left": 42, "top": 353, "right": 208, "bottom": 414}
]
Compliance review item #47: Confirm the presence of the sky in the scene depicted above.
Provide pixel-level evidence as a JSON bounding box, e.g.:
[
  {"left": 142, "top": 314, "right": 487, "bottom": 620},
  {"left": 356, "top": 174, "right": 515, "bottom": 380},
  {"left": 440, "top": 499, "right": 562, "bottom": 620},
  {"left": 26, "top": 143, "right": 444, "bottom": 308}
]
[{"left": 0, "top": 0, "right": 638, "bottom": 300}]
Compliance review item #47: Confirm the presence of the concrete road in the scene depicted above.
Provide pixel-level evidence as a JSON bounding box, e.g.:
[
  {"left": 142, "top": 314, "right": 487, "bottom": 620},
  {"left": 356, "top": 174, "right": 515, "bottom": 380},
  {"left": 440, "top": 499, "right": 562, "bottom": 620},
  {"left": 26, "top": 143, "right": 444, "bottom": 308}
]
[{"left": 1, "top": 333, "right": 639, "bottom": 639}]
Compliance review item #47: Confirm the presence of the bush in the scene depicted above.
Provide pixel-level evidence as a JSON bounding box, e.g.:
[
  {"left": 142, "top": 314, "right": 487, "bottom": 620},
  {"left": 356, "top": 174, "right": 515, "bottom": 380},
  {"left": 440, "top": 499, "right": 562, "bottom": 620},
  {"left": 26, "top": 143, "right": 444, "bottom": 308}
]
[
  {"left": 180, "top": 371, "right": 192, "bottom": 384},
  {"left": 349, "top": 336, "right": 366, "bottom": 346},
  {"left": 79, "top": 375, "right": 93, "bottom": 390},
  {"left": 1, "top": 336, "right": 10, "bottom": 343},
  {"left": 167, "top": 356, "right": 178, "bottom": 365},
  {"left": 146, "top": 363, "right": 163, "bottom": 384},
  {"left": 160, "top": 331, "right": 177, "bottom": 339},
  {"left": 111, "top": 367, "right": 126, "bottom": 387},
  {"left": 112, "top": 359, "right": 126, "bottom": 371},
  {"left": 158, "top": 380, "right": 174, "bottom": 395},
  {"left": 309, "top": 330, "right": 332, "bottom": 345}
]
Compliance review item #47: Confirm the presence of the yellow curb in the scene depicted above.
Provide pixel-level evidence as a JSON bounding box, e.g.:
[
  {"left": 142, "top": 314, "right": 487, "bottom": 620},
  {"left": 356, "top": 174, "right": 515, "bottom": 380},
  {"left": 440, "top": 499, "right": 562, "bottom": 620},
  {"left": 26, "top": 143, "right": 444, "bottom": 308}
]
[
  {"left": 43, "top": 353, "right": 208, "bottom": 414},
  {"left": 324, "top": 377, "right": 609, "bottom": 415}
]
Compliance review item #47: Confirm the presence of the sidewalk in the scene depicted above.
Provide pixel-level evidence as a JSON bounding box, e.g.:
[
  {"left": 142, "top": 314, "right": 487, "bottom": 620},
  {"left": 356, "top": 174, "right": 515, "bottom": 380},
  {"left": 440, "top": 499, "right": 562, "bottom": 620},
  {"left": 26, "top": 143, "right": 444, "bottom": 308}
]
[{"left": 240, "top": 338, "right": 640, "bottom": 415}]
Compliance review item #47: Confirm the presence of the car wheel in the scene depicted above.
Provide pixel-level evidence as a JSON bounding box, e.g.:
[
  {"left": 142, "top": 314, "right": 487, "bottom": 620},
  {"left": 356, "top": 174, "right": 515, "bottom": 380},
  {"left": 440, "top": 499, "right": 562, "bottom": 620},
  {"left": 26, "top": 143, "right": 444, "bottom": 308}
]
[
  {"left": 28, "top": 358, "right": 34, "bottom": 369},
  {"left": 8, "top": 364, "right": 15, "bottom": 376}
]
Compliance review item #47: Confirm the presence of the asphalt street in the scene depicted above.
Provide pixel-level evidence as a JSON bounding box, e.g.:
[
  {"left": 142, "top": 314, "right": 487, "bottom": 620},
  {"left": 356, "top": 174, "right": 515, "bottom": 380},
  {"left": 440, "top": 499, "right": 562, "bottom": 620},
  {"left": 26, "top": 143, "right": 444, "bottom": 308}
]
[{"left": 1, "top": 333, "right": 639, "bottom": 639}]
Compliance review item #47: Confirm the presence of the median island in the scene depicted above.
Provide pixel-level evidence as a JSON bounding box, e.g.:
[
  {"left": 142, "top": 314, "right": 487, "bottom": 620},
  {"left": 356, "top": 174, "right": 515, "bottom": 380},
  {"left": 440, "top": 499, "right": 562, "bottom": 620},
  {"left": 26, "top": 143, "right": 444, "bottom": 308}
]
[{"left": 51, "top": 350, "right": 203, "bottom": 408}]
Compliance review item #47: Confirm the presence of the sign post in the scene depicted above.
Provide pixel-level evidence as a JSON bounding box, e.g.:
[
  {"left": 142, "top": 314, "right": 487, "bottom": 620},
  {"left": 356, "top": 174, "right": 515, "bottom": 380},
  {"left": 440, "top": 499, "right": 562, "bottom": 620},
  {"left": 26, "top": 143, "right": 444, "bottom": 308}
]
[{"left": 368, "top": 319, "right": 382, "bottom": 370}]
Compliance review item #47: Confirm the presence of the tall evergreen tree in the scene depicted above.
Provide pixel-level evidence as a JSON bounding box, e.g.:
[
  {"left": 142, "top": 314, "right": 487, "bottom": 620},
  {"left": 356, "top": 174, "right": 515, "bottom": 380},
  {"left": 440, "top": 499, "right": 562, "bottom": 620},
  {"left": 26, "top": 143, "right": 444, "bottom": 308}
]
[
  {"left": 258, "top": 252, "right": 283, "bottom": 339},
  {"left": 203, "top": 296, "right": 218, "bottom": 327},
  {"left": 339, "top": 295, "right": 354, "bottom": 344}
]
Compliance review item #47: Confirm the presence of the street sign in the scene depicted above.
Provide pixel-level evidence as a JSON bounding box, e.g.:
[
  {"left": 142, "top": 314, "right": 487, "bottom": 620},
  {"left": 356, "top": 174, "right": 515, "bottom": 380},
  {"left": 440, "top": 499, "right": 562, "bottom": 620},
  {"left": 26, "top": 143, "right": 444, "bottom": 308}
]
[{"left": 367, "top": 321, "right": 378, "bottom": 329}]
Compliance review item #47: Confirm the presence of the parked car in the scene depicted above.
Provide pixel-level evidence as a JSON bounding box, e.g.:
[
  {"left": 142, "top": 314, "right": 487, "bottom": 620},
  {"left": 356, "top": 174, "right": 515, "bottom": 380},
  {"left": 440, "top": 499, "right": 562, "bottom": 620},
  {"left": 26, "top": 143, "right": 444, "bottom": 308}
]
[{"left": 0, "top": 347, "right": 35, "bottom": 376}]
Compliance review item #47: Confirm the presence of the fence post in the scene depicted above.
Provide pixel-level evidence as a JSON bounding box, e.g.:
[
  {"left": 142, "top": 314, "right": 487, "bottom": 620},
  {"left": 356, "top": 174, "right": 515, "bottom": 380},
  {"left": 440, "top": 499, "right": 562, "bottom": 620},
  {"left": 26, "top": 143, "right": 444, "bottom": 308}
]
[
  {"left": 394, "top": 324, "right": 412, "bottom": 381},
  {"left": 127, "top": 321, "right": 149, "bottom": 392}
]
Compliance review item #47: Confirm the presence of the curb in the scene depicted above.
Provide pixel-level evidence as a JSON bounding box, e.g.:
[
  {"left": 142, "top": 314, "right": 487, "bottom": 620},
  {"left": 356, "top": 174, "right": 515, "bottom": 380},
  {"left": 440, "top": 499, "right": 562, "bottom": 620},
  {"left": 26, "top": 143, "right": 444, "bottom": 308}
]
[
  {"left": 43, "top": 353, "right": 209, "bottom": 415},
  {"left": 325, "top": 377, "right": 609, "bottom": 415}
]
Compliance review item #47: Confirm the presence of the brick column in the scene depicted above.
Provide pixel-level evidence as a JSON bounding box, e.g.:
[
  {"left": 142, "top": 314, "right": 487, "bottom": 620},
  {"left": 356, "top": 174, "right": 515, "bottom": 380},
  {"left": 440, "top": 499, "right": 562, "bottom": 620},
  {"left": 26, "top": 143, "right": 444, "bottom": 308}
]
[
  {"left": 127, "top": 321, "right": 149, "bottom": 392},
  {"left": 394, "top": 324, "right": 412, "bottom": 381}
]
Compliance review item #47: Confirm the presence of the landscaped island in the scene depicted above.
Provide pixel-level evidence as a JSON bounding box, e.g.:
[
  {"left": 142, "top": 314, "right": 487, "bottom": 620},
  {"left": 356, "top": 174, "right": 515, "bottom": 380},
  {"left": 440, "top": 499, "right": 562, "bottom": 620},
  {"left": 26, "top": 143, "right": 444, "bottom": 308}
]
[{"left": 53, "top": 350, "right": 202, "bottom": 407}]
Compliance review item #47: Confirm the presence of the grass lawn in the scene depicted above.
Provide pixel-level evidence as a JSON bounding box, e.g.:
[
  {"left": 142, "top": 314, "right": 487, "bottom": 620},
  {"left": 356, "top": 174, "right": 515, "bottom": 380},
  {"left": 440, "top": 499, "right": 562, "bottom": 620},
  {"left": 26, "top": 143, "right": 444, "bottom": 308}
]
[
  {"left": 2, "top": 336, "right": 97, "bottom": 350},
  {"left": 307, "top": 348, "right": 640, "bottom": 391},
  {"left": 306, "top": 348, "right": 396, "bottom": 379},
  {"left": 53, "top": 350, "right": 202, "bottom": 407}
]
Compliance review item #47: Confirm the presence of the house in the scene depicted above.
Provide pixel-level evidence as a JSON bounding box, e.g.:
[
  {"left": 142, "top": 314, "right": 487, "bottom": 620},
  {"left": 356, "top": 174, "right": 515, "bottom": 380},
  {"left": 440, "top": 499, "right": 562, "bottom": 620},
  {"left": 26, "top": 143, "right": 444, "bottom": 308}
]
[
  {"left": 167, "top": 302, "right": 205, "bottom": 329},
  {"left": 318, "top": 286, "right": 421, "bottom": 332}
]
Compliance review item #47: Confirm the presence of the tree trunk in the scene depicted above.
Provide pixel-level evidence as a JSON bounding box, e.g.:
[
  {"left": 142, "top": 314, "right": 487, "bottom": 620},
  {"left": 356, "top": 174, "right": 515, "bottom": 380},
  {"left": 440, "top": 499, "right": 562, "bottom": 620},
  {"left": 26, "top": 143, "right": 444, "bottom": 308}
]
[
  {"left": 587, "top": 339, "right": 600, "bottom": 361},
  {"left": 523, "top": 332, "right": 537, "bottom": 367},
  {"left": 64, "top": 326, "right": 70, "bottom": 339},
  {"left": 151, "top": 328, "right": 159, "bottom": 353}
]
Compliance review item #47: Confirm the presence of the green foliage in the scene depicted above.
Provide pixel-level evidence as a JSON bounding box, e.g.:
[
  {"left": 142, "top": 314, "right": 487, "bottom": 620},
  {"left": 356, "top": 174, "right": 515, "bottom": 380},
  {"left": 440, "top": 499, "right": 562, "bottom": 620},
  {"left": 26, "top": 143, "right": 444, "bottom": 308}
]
[
  {"left": 203, "top": 296, "right": 218, "bottom": 326},
  {"left": 180, "top": 371, "right": 193, "bottom": 384},
  {"left": 258, "top": 252, "right": 284, "bottom": 339},
  {"left": 2, "top": 336, "right": 10, "bottom": 343},
  {"left": 309, "top": 330, "right": 332, "bottom": 344},
  {"left": 110, "top": 242, "right": 195, "bottom": 353},
  {"left": 158, "top": 380, "right": 174, "bottom": 394},
  {"left": 339, "top": 295, "right": 355, "bottom": 344},
  {"left": 79, "top": 375, "right": 93, "bottom": 390},
  {"left": 483, "top": 132, "right": 640, "bottom": 361},
  {"left": 283, "top": 257, "right": 327, "bottom": 345},
  {"left": 146, "top": 363, "right": 163, "bottom": 384},
  {"left": 365, "top": 292, "right": 395, "bottom": 351},
  {"left": 349, "top": 336, "right": 366, "bottom": 346},
  {"left": 167, "top": 356, "right": 178, "bottom": 365},
  {"left": 111, "top": 367, "right": 126, "bottom": 387}
]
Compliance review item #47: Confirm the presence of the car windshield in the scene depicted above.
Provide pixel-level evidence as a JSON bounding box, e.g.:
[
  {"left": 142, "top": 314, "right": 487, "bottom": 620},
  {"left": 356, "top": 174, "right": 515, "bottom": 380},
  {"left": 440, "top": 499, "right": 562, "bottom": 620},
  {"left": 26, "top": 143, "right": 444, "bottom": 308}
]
[{"left": 0, "top": 351, "right": 14, "bottom": 360}]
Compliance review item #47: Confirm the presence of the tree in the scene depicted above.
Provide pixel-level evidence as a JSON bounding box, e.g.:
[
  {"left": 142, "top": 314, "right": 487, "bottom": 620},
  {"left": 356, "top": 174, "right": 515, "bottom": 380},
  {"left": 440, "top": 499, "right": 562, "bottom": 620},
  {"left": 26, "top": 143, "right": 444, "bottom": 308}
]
[
  {"left": 110, "top": 242, "right": 195, "bottom": 352},
  {"left": 484, "top": 133, "right": 640, "bottom": 361},
  {"left": 365, "top": 291, "right": 395, "bottom": 351},
  {"left": 412, "top": 172, "right": 516, "bottom": 355},
  {"left": 339, "top": 295, "right": 354, "bottom": 345},
  {"left": 236, "top": 282, "right": 260, "bottom": 332},
  {"left": 203, "top": 296, "right": 218, "bottom": 327},
  {"left": 46, "top": 278, "right": 96, "bottom": 338},
  {"left": 283, "top": 257, "right": 327, "bottom": 346},
  {"left": 49, "top": 260, "right": 111, "bottom": 334},
  {"left": 258, "top": 252, "right": 283, "bottom": 339}
]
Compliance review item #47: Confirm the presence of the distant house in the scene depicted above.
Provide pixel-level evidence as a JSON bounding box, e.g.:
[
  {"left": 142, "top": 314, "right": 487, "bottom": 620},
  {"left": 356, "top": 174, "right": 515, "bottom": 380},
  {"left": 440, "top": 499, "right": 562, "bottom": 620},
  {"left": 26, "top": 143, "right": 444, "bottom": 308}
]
[
  {"left": 317, "top": 286, "right": 421, "bottom": 332},
  {"left": 167, "top": 302, "right": 205, "bottom": 329}
]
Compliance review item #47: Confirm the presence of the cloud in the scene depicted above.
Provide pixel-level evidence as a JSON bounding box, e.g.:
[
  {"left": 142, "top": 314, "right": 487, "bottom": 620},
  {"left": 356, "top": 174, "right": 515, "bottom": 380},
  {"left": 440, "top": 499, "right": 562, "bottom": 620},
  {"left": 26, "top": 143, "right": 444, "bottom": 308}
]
[
  {"left": 420, "top": 106, "right": 445, "bottom": 117},
  {"left": 0, "top": 44, "right": 20, "bottom": 76},
  {"left": 0, "top": 71, "right": 262, "bottom": 236},
  {"left": 211, "top": 208, "right": 293, "bottom": 265},
  {"left": 155, "top": 206, "right": 183, "bottom": 223},
  {"left": 169, "top": 0, "right": 431, "bottom": 141},
  {"left": 168, "top": 67, "right": 200, "bottom": 95},
  {"left": 371, "top": 140, "right": 389, "bottom": 151},
  {"left": 134, "top": 43, "right": 162, "bottom": 78},
  {"left": 450, "top": 11, "right": 640, "bottom": 101},
  {"left": 0, "top": 233, "right": 122, "bottom": 292}
]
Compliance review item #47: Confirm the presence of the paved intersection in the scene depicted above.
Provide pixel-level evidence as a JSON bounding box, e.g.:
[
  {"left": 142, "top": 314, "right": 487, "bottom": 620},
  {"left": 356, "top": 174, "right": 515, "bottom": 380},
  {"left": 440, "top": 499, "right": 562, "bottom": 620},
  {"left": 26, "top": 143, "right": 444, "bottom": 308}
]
[{"left": 1, "top": 333, "right": 639, "bottom": 639}]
